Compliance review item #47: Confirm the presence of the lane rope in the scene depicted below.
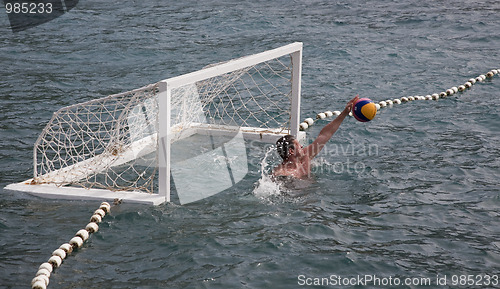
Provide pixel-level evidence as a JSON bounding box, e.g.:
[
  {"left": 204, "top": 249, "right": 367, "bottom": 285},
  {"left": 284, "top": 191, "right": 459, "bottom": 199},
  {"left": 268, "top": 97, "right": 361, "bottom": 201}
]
[
  {"left": 299, "top": 69, "right": 500, "bottom": 130},
  {"left": 30, "top": 202, "right": 112, "bottom": 289}
]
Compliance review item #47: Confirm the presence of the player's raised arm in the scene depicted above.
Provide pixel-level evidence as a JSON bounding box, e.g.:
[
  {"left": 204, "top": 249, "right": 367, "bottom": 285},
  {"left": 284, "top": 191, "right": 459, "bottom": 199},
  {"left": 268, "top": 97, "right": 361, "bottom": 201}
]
[{"left": 304, "top": 95, "right": 359, "bottom": 159}]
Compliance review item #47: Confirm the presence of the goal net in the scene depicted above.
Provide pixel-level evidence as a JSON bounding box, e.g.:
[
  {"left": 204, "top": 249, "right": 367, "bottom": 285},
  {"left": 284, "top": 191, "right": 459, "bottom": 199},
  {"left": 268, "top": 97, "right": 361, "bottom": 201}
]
[{"left": 9, "top": 42, "right": 303, "bottom": 205}]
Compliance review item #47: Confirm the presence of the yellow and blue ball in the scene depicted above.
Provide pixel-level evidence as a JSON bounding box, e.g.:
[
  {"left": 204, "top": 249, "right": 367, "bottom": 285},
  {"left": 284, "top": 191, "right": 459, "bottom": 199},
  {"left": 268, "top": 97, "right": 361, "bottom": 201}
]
[{"left": 353, "top": 98, "right": 377, "bottom": 122}]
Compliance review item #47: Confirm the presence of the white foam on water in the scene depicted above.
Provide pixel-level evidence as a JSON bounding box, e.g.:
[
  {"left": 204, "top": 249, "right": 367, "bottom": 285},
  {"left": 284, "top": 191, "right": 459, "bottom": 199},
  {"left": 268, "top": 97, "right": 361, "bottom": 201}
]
[{"left": 252, "top": 146, "right": 281, "bottom": 199}]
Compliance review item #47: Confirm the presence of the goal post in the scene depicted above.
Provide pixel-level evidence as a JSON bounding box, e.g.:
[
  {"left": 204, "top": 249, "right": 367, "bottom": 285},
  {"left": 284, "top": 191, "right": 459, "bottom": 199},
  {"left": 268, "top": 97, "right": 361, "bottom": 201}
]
[
  {"left": 5, "top": 42, "right": 305, "bottom": 205},
  {"left": 290, "top": 45, "right": 302, "bottom": 139},
  {"left": 157, "top": 81, "right": 170, "bottom": 203}
]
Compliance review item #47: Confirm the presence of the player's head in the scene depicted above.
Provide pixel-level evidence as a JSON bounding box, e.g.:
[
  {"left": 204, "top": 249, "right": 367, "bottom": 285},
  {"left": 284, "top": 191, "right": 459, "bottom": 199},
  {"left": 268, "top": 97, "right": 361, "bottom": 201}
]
[{"left": 276, "top": 135, "right": 296, "bottom": 160}]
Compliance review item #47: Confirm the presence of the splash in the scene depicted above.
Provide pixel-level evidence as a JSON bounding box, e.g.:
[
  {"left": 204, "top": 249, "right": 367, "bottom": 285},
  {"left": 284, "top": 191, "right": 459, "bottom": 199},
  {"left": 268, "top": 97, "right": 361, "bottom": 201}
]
[{"left": 252, "top": 145, "right": 281, "bottom": 199}]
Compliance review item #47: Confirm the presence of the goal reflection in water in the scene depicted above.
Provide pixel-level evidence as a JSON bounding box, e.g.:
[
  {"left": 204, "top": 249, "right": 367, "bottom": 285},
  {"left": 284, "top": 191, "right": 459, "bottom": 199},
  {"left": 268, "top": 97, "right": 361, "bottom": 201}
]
[{"left": 170, "top": 131, "right": 248, "bottom": 205}]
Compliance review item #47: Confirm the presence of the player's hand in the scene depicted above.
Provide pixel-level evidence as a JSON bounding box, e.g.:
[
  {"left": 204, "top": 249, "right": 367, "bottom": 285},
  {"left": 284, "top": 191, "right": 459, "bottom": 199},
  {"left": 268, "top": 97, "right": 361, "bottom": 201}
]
[{"left": 345, "top": 95, "right": 359, "bottom": 112}]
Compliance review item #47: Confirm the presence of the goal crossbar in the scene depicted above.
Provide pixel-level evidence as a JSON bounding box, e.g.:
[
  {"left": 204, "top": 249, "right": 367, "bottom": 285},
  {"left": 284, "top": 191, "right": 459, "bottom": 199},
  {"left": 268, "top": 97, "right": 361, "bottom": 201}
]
[{"left": 164, "top": 42, "right": 302, "bottom": 89}]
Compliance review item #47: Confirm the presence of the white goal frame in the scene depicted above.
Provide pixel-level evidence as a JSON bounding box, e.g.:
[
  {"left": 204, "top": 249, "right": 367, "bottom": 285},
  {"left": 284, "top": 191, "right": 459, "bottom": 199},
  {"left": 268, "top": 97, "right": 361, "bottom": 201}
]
[{"left": 5, "top": 42, "right": 304, "bottom": 205}]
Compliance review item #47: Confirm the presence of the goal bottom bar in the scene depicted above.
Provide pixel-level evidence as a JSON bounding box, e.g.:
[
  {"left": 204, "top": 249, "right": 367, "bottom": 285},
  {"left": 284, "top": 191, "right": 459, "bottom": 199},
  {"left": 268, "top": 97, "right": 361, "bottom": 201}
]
[{"left": 4, "top": 182, "right": 166, "bottom": 205}]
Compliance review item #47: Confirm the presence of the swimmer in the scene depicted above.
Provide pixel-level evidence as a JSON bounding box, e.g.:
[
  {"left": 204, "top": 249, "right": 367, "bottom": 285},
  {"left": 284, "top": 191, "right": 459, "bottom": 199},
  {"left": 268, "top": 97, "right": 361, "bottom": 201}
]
[{"left": 273, "top": 95, "right": 358, "bottom": 178}]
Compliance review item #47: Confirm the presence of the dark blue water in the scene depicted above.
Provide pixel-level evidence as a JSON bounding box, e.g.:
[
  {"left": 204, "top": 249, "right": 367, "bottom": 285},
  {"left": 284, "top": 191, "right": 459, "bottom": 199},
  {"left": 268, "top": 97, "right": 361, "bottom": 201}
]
[{"left": 1, "top": 0, "right": 500, "bottom": 288}]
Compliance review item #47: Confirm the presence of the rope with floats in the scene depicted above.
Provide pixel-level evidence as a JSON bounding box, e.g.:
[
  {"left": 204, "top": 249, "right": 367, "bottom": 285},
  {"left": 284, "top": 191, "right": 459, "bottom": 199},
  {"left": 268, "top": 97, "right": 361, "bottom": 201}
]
[
  {"left": 30, "top": 202, "right": 112, "bottom": 289},
  {"left": 299, "top": 69, "right": 500, "bottom": 130}
]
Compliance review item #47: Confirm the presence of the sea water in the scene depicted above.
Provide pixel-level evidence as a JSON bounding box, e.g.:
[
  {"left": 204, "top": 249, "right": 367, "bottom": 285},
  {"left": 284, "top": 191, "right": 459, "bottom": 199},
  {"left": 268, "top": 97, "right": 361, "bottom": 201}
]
[{"left": 1, "top": 0, "right": 500, "bottom": 288}]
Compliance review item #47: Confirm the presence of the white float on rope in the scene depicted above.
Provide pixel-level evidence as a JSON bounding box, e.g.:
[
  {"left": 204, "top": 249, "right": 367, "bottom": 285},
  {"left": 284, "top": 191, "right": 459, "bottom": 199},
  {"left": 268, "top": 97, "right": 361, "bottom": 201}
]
[
  {"left": 36, "top": 268, "right": 51, "bottom": 278},
  {"left": 69, "top": 236, "right": 84, "bottom": 249},
  {"left": 38, "top": 262, "right": 53, "bottom": 273},
  {"left": 76, "top": 229, "right": 90, "bottom": 242},
  {"left": 90, "top": 214, "right": 102, "bottom": 223},
  {"left": 59, "top": 243, "right": 73, "bottom": 254},
  {"left": 86, "top": 222, "right": 99, "bottom": 233},
  {"left": 99, "top": 202, "right": 111, "bottom": 213},
  {"left": 48, "top": 255, "right": 62, "bottom": 268},
  {"left": 32, "top": 275, "right": 49, "bottom": 286},
  {"left": 32, "top": 277, "right": 48, "bottom": 289},
  {"left": 94, "top": 209, "right": 106, "bottom": 218},
  {"left": 52, "top": 248, "right": 66, "bottom": 260}
]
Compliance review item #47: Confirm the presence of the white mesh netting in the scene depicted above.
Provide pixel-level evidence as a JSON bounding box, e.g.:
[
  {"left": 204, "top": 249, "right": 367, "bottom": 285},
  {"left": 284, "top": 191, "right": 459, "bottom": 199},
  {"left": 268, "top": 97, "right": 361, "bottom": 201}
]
[
  {"left": 34, "top": 84, "right": 160, "bottom": 193},
  {"left": 33, "top": 54, "right": 294, "bottom": 193}
]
